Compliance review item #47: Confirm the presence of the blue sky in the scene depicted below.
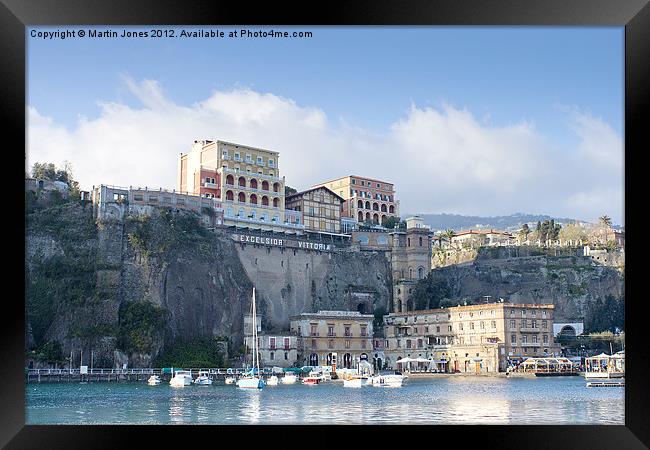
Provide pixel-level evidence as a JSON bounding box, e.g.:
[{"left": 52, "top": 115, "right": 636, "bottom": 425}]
[{"left": 27, "top": 26, "right": 624, "bottom": 224}]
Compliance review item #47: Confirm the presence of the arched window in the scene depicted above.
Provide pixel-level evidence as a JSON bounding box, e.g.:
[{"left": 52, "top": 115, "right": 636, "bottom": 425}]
[
  {"left": 226, "top": 190, "right": 234, "bottom": 201},
  {"left": 381, "top": 204, "right": 387, "bottom": 212},
  {"left": 273, "top": 182, "right": 280, "bottom": 192},
  {"left": 365, "top": 201, "right": 371, "bottom": 210},
  {"left": 238, "top": 177, "right": 246, "bottom": 187},
  {"left": 238, "top": 192, "right": 246, "bottom": 203},
  {"left": 358, "top": 200, "right": 363, "bottom": 208},
  {"left": 419, "top": 237, "right": 423, "bottom": 246},
  {"left": 273, "top": 197, "right": 279, "bottom": 208},
  {"left": 389, "top": 205, "right": 395, "bottom": 213},
  {"left": 409, "top": 267, "right": 413, "bottom": 278},
  {"left": 262, "top": 196, "right": 269, "bottom": 206},
  {"left": 250, "top": 194, "right": 258, "bottom": 205},
  {"left": 373, "top": 203, "right": 379, "bottom": 211},
  {"left": 358, "top": 211, "right": 364, "bottom": 222},
  {"left": 226, "top": 174, "right": 234, "bottom": 185},
  {"left": 365, "top": 212, "right": 371, "bottom": 222},
  {"left": 373, "top": 213, "right": 379, "bottom": 224},
  {"left": 250, "top": 178, "right": 258, "bottom": 189},
  {"left": 418, "top": 267, "right": 424, "bottom": 279},
  {"left": 262, "top": 180, "right": 269, "bottom": 191},
  {"left": 407, "top": 237, "right": 411, "bottom": 247},
  {"left": 381, "top": 215, "right": 387, "bottom": 225}
]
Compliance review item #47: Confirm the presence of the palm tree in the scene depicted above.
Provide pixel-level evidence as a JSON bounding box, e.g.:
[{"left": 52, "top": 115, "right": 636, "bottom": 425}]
[
  {"left": 443, "top": 229, "right": 456, "bottom": 248},
  {"left": 599, "top": 215, "right": 612, "bottom": 228}
]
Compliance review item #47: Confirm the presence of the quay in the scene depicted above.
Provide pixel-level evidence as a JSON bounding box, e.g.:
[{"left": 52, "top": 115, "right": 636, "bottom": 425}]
[{"left": 25, "top": 367, "right": 277, "bottom": 383}]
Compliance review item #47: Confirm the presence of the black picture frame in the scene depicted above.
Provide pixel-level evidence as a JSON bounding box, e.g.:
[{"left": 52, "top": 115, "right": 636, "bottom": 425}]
[{"left": 3, "top": 0, "right": 648, "bottom": 447}]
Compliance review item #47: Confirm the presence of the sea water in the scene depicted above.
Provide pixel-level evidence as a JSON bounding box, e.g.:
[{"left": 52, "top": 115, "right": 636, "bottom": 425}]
[{"left": 26, "top": 376, "right": 624, "bottom": 425}]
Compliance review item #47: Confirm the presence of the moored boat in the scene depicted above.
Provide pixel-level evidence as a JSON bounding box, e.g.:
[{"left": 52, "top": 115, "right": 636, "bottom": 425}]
[
  {"left": 147, "top": 375, "right": 161, "bottom": 386},
  {"left": 266, "top": 375, "right": 279, "bottom": 386},
  {"left": 237, "top": 287, "right": 265, "bottom": 390},
  {"left": 194, "top": 370, "right": 213, "bottom": 385},
  {"left": 302, "top": 375, "right": 321, "bottom": 385},
  {"left": 343, "top": 376, "right": 366, "bottom": 388},
  {"left": 585, "top": 351, "right": 625, "bottom": 380},
  {"left": 368, "top": 374, "right": 404, "bottom": 387},
  {"left": 224, "top": 376, "right": 237, "bottom": 385},
  {"left": 281, "top": 373, "right": 297, "bottom": 384},
  {"left": 170, "top": 369, "right": 193, "bottom": 387}
]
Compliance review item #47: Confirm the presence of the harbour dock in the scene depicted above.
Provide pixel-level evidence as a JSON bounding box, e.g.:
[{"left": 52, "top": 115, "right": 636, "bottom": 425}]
[{"left": 25, "top": 367, "right": 277, "bottom": 383}]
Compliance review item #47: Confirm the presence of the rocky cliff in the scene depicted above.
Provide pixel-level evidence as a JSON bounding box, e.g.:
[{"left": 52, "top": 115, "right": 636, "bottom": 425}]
[
  {"left": 26, "top": 202, "right": 392, "bottom": 367},
  {"left": 427, "top": 246, "right": 624, "bottom": 328}
]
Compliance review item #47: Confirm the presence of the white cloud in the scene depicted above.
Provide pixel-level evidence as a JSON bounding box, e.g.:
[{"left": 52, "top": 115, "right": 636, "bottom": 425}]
[{"left": 26, "top": 77, "right": 624, "bottom": 224}]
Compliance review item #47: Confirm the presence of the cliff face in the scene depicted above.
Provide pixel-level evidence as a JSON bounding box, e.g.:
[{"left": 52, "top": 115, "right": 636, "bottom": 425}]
[
  {"left": 26, "top": 203, "right": 392, "bottom": 367},
  {"left": 428, "top": 246, "right": 624, "bottom": 325}
]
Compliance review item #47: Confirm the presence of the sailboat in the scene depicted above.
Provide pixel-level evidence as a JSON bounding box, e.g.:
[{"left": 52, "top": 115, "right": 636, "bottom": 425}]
[{"left": 237, "top": 287, "right": 266, "bottom": 390}]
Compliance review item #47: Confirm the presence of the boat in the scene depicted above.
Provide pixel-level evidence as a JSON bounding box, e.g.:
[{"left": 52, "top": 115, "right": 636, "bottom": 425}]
[
  {"left": 170, "top": 369, "right": 193, "bottom": 387},
  {"left": 280, "top": 373, "right": 298, "bottom": 384},
  {"left": 147, "top": 375, "right": 161, "bottom": 386},
  {"left": 302, "top": 375, "right": 321, "bottom": 385},
  {"left": 368, "top": 373, "right": 404, "bottom": 387},
  {"left": 237, "top": 288, "right": 266, "bottom": 390},
  {"left": 266, "top": 375, "right": 279, "bottom": 386},
  {"left": 343, "top": 376, "right": 366, "bottom": 388},
  {"left": 194, "top": 370, "right": 213, "bottom": 385},
  {"left": 225, "top": 376, "right": 237, "bottom": 385},
  {"left": 585, "top": 351, "right": 625, "bottom": 380}
]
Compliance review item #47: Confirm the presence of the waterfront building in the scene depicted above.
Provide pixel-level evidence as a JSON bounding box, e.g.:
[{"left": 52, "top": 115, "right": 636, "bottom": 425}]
[
  {"left": 289, "top": 310, "right": 374, "bottom": 369},
  {"left": 390, "top": 216, "right": 433, "bottom": 313},
  {"left": 243, "top": 314, "right": 299, "bottom": 368},
  {"left": 312, "top": 175, "right": 398, "bottom": 225},
  {"left": 178, "top": 140, "right": 303, "bottom": 233},
  {"left": 382, "top": 302, "right": 561, "bottom": 373},
  {"left": 285, "top": 186, "right": 343, "bottom": 233}
]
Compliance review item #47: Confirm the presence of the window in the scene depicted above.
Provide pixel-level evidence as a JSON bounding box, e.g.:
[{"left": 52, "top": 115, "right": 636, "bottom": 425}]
[
  {"left": 470, "top": 322, "right": 475, "bottom": 330},
  {"left": 284, "top": 337, "right": 290, "bottom": 349},
  {"left": 459, "top": 323, "right": 464, "bottom": 331},
  {"left": 385, "top": 340, "right": 389, "bottom": 348},
  {"left": 542, "top": 310, "right": 547, "bottom": 318},
  {"left": 311, "top": 339, "right": 317, "bottom": 349},
  {"left": 532, "top": 335, "right": 538, "bottom": 343},
  {"left": 543, "top": 334, "right": 548, "bottom": 343},
  {"left": 542, "top": 320, "right": 547, "bottom": 329},
  {"left": 270, "top": 352, "right": 274, "bottom": 360},
  {"left": 480, "top": 321, "right": 485, "bottom": 329},
  {"left": 522, "top": 335, "right": 528, "bottom": 344},
  {"left": 133, "top": 194, "right": 143, "bottom": 201},
  {"left": 360, "top": 326, "right": 367, "bottom": 337},
  {"left": 397, "top": 340, "right": 401, "bottom": 348},
  {"left": 361, "top": 340, "right": 367, "bottom": 349},
  {"left": 269, "top": 337, "right": 276, "bottom": 349},
  {"left": 257, "top": 156, "right": 263, "bottom": 164},
  {"left": 436, "top": 326, "right": 440, "bottom": 333},
  {"left": 246, "top": 154, "right": 252, "bottom": 162},
  {"left": 284, "top": 352, "right": 288, "bottom": 360},
  {"left": 491, "top": 321, "right": 496, "bottom": 329},
  {"left": 406, "top": 340, "right": 412, "bottom": 349},
  {"left": 345, "top": 340, "right": 351, "bottom": 349},
  {"left": 522, "top": 309, "right": 527, "bottom": 316},
  {"left": 511, "top": 334, "right": 516, "bottom": 343},
  {"left": 510, "top": 320, "right": 516, "bottom": 328},
  {"left": 510, "top": 309, "right": 515, "bottom": 316},
  {"left": 328, "top": 340, "right": 333, "bottom": 349},
  {"left": 344, "top": 326, "right": 351, "bottom": 337},
  {"left": 234, "top": 152, "right": 241, "bottom": 160},
  {"left": 448, "top": 325, "right": 452, "bottom": 332},
  {"left": 531, "top": 320, "right": 537, "bottom": 329}
]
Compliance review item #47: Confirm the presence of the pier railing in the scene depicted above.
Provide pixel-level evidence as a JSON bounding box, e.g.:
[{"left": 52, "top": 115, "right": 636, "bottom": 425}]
[{"left": 26, "top": 367, "right": 281, "bottom": 382}]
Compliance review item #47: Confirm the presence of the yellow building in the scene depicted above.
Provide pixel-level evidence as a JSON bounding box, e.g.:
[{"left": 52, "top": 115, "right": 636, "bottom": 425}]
[
  {"left": 382, "top": 302, "right": 561, "bottom": 373},
  {"left": 289, "top": 311, "right": 374, "bottom": 368},
  {"left": 178, "top": 140, "right": 303, "bottom": 233}
]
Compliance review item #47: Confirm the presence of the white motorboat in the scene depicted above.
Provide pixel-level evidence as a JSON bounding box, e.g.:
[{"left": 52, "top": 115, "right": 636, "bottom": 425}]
[
  {"left": 368, "top": 374, "right": 404, "bottom": 387},
  {"left": 281, "top": 373, "right": 297, "bottom": 384},
  {"left": 225, "top": 376, "right": 237, "bottom": 385},
  {"left": 266, "top": 375, "right": 279, "bottom": 386},
  {"left": 170, "top": 369, "right": 193, "bottom": 387},
  {"left": 237, "top": 288, "right": 265, "bottom": 390},
  {"left": 147, "top": 375, "right": 161, "bottom": 386},
  {"left": 343, "top": 376, "right": 367, "bottom": 388},
  {"left": 194, "top": 371, "right": 213, "bottom": 385}
]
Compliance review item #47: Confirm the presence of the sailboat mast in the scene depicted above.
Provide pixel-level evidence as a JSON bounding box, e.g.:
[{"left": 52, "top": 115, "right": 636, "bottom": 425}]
[{"left": 252, "top": 287, "right": 258, "bottom": 375}]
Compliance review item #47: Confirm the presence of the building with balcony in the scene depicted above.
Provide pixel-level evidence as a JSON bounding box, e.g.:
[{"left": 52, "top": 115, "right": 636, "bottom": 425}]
[
  {"left": 289, "top": 310, "right": 374, "bottom": 368},
  {"left": 285, "top": 186, "right": 343, "bottom": 233},
  {"left": 178, "top": 140, "right": 301, "bottom": 233},
  {"left": 382, "top": 301, "right": 560, "bottom": 373},
  {"left": 243, "top": 314, "right": 299, "bottom": 367},
  {"left": 312, "top": 175, "right": 399, "bottom": 225}
]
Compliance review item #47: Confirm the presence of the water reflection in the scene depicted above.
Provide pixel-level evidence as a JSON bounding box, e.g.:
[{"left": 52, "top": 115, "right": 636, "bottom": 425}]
[{"left": 26, "top": 377, "right": 624, "bottom": 425}]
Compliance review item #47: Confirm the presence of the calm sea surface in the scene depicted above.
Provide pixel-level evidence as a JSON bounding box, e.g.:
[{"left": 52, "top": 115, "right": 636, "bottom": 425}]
[{"left": 26, "top": 376, "right": 624, "bottom": 425}]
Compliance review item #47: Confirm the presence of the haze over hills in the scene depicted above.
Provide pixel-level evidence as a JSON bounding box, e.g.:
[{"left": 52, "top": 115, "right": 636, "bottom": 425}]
[{"left": 409, "top": 212, "right": 591, "bottom": 233}]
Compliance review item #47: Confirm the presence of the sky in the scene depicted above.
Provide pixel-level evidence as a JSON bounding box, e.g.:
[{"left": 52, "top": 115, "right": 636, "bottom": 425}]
[{"left": 26, "top": 26, "right": 624, "bottom": 225}]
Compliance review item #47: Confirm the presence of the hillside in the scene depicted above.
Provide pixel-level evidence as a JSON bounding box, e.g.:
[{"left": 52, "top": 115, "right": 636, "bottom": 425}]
[{"left": 410, "top": 212, "right": 586, "bottom": 232}]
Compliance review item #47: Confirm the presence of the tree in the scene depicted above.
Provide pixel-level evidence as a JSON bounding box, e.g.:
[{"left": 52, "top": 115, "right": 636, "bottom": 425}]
[
  {"left": 599, "top": 215, "right": 612, "bottom": 228},
  {"left": 383, "top": 216, "right": 401, "bottom": 229},
  {"left": 284, "top": 185, "right": 297, "bottom": 196},
  {"left": 559, "top": 222, "right": 587, "bottom": 244},
  {"left": 443, "top": 229, "right": 456, "bottom": 247},
  {"left": 31, "top": 162, "right": 57, "bottom": 181},
  {"left": 31, "top": 161, "right": 81, "bottom": 199},
  {"left": 518, "top": 224, "right": 530, "bottom": 243}
]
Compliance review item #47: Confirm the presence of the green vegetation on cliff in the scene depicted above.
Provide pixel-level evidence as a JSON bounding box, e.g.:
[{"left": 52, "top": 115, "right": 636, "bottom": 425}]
[
  {"left": 154, "top": 337, "right": 226, "bottom": 368},
  {"left": 117, "top": 301, "right": 169, "bottom": 354}
]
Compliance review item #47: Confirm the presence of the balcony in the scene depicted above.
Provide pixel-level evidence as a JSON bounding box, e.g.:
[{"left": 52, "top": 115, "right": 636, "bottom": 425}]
[
  {"left": 257, "top": 161, "right": 265, "bottom": 167},
  {"left": 310, "top": 332, "right": 319, "bottom": 337},
  {"left": 234, "top": 156, "right": 243, "bottom": 162},
  {"left": 521, "top": 342, "right": 541, "bottom": 347},
  {"left": 519, "top": 327, "right": 540, "bottom": 333},
  {"left": 327, "top": 333, "right": 337, "bottom": 337},
  {"left": 203, "top": 182, "right": 218, "bottom": 189},
  {"left": 222, "top": 155, "right": 231, "bottom": 160}
]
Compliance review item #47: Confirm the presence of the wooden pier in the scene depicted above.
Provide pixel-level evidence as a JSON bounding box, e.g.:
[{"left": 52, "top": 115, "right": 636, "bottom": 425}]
[{"left": 25, "top": 367, "right": 278, "bottom": 383}]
